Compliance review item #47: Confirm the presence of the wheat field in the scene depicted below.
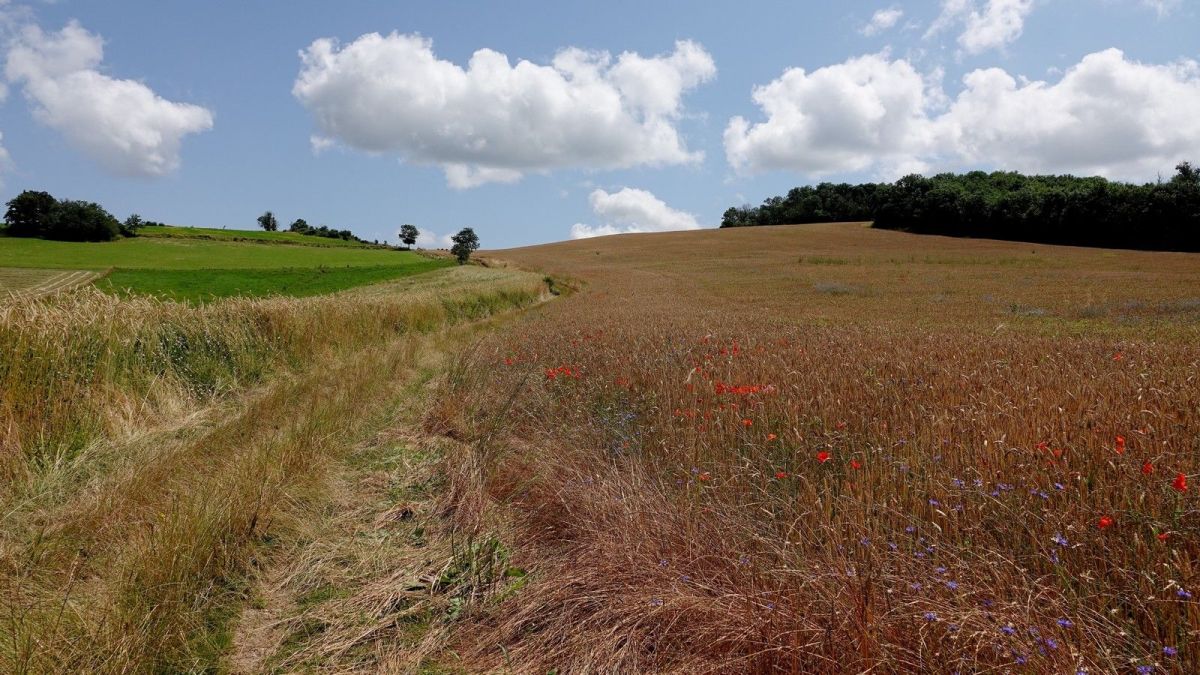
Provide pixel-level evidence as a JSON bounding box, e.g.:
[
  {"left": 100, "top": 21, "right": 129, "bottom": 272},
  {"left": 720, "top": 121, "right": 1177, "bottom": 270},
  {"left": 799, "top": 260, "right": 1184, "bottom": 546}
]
[{"left": 429, "top": 223, "right": 1200, "bottom": 673}]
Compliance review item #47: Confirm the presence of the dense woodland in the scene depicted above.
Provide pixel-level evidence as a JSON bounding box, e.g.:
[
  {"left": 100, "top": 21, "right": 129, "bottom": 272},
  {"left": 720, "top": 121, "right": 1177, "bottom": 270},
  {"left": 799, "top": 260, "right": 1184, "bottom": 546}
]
[{"left": 721, "top": 163, "right": 1200, "bottom": 251}]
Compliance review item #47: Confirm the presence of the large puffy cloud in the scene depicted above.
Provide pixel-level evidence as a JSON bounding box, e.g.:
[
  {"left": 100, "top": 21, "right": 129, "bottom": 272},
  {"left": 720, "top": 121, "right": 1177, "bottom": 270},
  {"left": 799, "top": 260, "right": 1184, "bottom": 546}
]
[
  {"left": 4, "top": 20, "right": 214, "bottom": 177},
  {"left": 724, "top": 54, "right": 941, "bottom": 176},
  {"left": 293, "top": 33, "right": 715, "bottom": 188},
  {"left": 926, "top": 0, "right": 1035, "bottom": 54},
  {"left": 570, "top": 187, "right": 702, "bottom": 239},
  {"left": 725, "top": 48, "right": 1200, "bottom": 182}
]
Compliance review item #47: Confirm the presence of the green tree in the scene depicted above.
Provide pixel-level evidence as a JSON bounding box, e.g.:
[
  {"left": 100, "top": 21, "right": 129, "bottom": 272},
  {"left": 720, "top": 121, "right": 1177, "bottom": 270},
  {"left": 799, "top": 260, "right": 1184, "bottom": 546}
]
[
  {"left": 121, "top": 213, "right": 145, "bottom": 237},
  {"left": 450, "top": 227, "right": 480, "bottom": 265},
  {"left": 257, "top": 211, "right": 278, "bottom": 231},
  {"left": 289, "top": 218, "right": 309, "bottom": 232},
  {"left": 399, "top": 223, "right": 419, "bottom": 247},
  {"left": 42, "top": 201, "right": 121, "bottom": 241},
  {"left": 4, "top": 190, "right": 58, "bottom": 237}
]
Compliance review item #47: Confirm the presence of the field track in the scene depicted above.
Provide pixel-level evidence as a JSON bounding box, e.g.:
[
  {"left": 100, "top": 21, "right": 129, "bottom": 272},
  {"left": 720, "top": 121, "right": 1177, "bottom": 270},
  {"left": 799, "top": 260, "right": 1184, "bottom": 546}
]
[{"left": 0, "top": 267, "right": 107, "bottom": 300}]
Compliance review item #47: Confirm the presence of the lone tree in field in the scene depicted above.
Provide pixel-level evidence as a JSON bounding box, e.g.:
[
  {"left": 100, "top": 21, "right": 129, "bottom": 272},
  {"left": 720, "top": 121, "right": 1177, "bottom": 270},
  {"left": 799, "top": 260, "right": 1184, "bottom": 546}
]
[
  {"left": 257, "top": 211, "right": 278, "bottom": 231},
  {"left": 399, "top": 224, "right": 419, "bottom": 248},
  {"left": 450, "top": 227, "right": 480, "bottom": 265},
  {"left": 4, "top": 190, "right": 57, "bottom": 237}
]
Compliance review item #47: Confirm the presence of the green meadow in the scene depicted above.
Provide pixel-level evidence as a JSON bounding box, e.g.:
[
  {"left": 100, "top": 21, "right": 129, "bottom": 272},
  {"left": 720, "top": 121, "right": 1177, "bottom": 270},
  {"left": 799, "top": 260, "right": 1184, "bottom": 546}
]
[{"left": 0, "top": 226, "right": 450, "bottom": 301}]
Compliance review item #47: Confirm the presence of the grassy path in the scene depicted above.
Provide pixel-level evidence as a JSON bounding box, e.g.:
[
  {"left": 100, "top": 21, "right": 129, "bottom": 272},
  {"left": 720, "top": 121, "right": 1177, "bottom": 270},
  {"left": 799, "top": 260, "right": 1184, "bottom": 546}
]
[{"left": 0, "top": 270, "right": 551, "bottom": 673}]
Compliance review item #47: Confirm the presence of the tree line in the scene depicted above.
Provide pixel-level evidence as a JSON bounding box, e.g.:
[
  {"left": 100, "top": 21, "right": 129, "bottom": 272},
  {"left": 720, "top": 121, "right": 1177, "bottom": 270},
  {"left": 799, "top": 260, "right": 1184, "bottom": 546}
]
[
  {"left": 721, "top": 163, "right": 1200, "bottom": 251},
  {"left": 3, "top": 190, "right": 159, "bottom": 241}
]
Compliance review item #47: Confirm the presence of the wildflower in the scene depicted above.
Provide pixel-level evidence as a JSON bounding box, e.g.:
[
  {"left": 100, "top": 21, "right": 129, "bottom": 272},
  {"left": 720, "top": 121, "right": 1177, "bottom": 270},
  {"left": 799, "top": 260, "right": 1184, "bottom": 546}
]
[
  {"left": 935, "top": 566, "right": 947, "bottom": 574},
  {"left": 946, "top": 581, "right": 959, "bottom": 590},
  {"left": 698, "top": 472, "right": 712, "bottom": 482},
  {"left": 888, "top": 542, "right": 898, "bottom": 551},
  {"left": 923, "top": 611, "right": 938, "bottom": 622},
  {"left": 1115, "top": 435, "right": 1126, "bottom": 455},
  {"left": 1098, "top": 515, "right": 1114, "bottom": 529},
  {"left": 742, "top": 418, "right": 753, "bottom": 427},
  {"left": 1054, "top": 482, "right": 1065, "bottom": 490},
  {"left": 1172, "top": 473, "right": 1188, "bottom": 492},
  {"left": 1136, "top": 666, "right": 1153, "bottom": 674},
  {"left": 1001, "top": 625, "right": 1016, "bottom": 636},
  {"left": 739, "top": 555, "right": 750, "bottom": 565},
  {"left": 1176, "top": 588, "right": 1193, "bottom": 600},
  {"left": 850, "top": 459, "right": 863, "bottom": 470},
  {"left": 1142, "top": 460, "right": 1154, "bottom": 475},
  {"left": 1051, "top": 533, "right": 1069, "bottom": 547},
  {"left": 1056, "top": 618, "right": 1073, "bottom": 628},
  {"left": 860, "top": 537, "right": 871, "bottom": 546},
  {"left": 1045, "top": 638, "right": 1059, "bottom": 650},
  {"left": 929, "top": 498, "right": 940, "bottom": 506},
  {"left": 658, "top": 559, "right": 669, "bottom": 567},
  {"left": 1113, "top": 351, "right": 1124, "bottom": 361},
  {"left": 649, "top": 598, "right": 664, "bottom": 607},
  {"left": 680, "top": 575, "right": 691, "bottom": 582},
  {"left": 905, "top": 525, "right": 916, "bottom": 533},
  {"left": 1164, "top": 646, "right": 1178, "bottom": 657},
  {"left": 948, "top": 623, "right": 960, "bottom": 632},
  {"left": 816, "top": 451, "right": 831, "bottom": 463},
  {"left": 910, "top": 582, "right": 923, "bottom": 591},
  {"left": 775, "top": 471, "right": 788, "bottom": 480},
  {"left": 767, "top": 433, "right": 777, "bottom": 441},
  {"left": 1157, "top": 532, "right": 1170, "bottom": 541}
]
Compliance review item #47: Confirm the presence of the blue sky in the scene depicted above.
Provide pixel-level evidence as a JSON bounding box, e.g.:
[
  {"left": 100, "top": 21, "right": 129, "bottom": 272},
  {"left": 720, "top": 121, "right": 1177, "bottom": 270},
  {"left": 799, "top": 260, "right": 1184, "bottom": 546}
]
[{"left": 0, "top": 1, "right": 1197, "bottom": 248}]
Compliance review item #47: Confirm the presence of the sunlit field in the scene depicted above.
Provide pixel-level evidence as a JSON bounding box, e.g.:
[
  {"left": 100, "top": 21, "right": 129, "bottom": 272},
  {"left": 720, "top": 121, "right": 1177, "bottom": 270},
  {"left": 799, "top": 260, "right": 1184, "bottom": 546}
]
[{"left": 430, "top": 223, "right": 1200, "bottom": 673}]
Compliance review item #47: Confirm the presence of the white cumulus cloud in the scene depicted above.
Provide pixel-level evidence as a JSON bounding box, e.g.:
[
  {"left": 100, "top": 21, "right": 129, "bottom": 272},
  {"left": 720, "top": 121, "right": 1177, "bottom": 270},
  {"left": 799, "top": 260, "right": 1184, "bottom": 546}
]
[
  {"left": 292, "top": 33, "right": 715, "bottom": 188},
  {"left": 862, "top": 8, "right": 905, "bottom": 36},
  {"left": 926, "top": 0, "right": 1035, "bottom": 54},
  {"left": 570, "top": 187, "right": 703, "bottom": 239},
  {"left": 725, "top": 48, "right": 1200, "bottom": 182},
  {"left": 4, "top": 20, "right": 214, "bottom": 177},
  {"left": 724, "top": 54, "right": 941, "bottom": 176}
]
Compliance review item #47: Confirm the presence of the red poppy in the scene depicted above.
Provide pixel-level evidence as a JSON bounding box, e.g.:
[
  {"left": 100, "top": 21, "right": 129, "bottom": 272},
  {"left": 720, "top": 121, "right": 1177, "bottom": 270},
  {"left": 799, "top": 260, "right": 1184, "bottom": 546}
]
[
  {"left": 775, "top": 471, "right": 788, "bottom": 480},
  {"left": 850, "top": 459, "right": 862, "bottom": 470},
  {"left": 1036, "top": 440, "right": 1050, "bottom": 452},
  {"left": 1113, "top": 351, "right": 1124, "bottom": 361},
  {"left": 767, "top": 433, "right": 778, "bottom": 441},
  {"left": 1115, "top": 436, "right": 1126, "bottom": 455},
  {"left": 1173, "top": 473, "right": 1188, "bottom": 492},
  {"left": 742, "top": 419, "right": 754, "bottom": 427},
  {"left": 816, "top": 451, "right": 831, "bottom": 463},
  {"left": 1158, "top": 532, "right": 1170, "bottom": 541},
  {"left": 835, "top": 421, "right": 848, "bottom": 431},
  {"left": 1098, "top": 515, "right": 1115, "bottom": 529},
  {"left": 1142, "top": 460, "right": 1154, "bottom": 475},
  {"left": 698, "top": 471, "right": 712, "bottom": 482}
]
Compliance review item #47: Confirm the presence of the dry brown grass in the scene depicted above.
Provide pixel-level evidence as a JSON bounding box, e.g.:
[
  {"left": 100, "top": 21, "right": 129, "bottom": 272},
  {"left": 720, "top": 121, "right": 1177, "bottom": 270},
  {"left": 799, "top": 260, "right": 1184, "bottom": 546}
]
[
  {"left": 0, "top": 266, "right": 548, "bottom": 672},
  {"left": 433, "top": 223, "right": 1200, "bottom": 673}
]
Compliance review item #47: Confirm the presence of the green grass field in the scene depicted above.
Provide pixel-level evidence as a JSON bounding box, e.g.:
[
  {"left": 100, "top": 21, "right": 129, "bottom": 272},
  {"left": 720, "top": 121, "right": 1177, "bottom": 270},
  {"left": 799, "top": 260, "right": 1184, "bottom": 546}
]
[
  {"left": 0, "top": 227, "right": 448, "bottom": 301},
  {"left": 138, "top": 225, "right": 380, "bottom": 248},
  {"left": 97, "top": 262, "right": 452, "bottom": 302}
]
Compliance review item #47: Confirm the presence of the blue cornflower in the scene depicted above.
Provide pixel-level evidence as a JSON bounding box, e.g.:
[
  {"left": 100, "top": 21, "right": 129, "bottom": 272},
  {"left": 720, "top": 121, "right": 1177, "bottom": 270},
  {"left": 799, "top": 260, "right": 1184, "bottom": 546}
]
[
  {"left": 1056, "top": 618, "right": 1073, "bottom": 628},
  {"left": 910, "top": 582, "right": 923, "bottom": 591},
  {"left": 649, "top": 598, "right": 663, "bottom": 607},
  {"left": 935, "top": 566, "right": 947, "bottom": 574},
  {"left": 1001, "top": 625, "right": 1016, "bottom": 636},
  {"left": 1177, "top": 588, "right": 1193, "bottom": 600},
  {"left": 1136, "top": 666, "right": 1154, "bottom": 674},
  {"left": 905, "top": 525, "right": 916, "bottom": 533},
  {"left": 948, "top": 623, "right": 960, "bottom": 632},
  {"left": 946, "top": 581, "right": 959, "bottom": 590},
  {"left": 860, "top": 537, "right": 871, "bottom": 546},
  {"left": 1054, "top": 482, "right": 1065, "bottom": 490},
  {"left": 1052, "top": 533, "right": 1069, "bottom": 547},
  {"left": 1045, "top": 637, "right": 1059, "bottom": 650},
  {"left": 923, "top": 611, "right": 938, "bottom": 622},
  {"left": 952, "top": 478, "right": 965, "bottom": 488},
  {"left": 679, "top": 575, "right": 691, "bottom": 582},
  {"left": 659, "top": 559, "right": 669, "bottom": 567},
  {"left": 1164, "top": 646, "right": 1178, "bottom": 657},
  {"left": 888, "top": 542, "right": 899, "bottom": 551}
]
